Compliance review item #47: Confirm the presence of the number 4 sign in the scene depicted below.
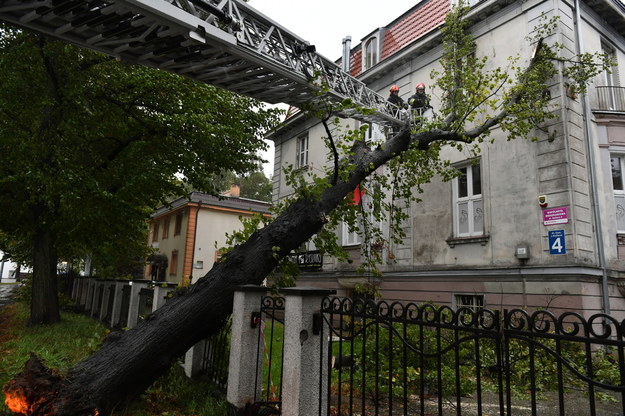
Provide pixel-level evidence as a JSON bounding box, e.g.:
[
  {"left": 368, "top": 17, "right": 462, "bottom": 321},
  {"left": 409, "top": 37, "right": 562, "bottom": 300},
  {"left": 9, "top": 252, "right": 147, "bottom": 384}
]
[{"left": 548, "top": 230, "right": 566, "bottom": 255}]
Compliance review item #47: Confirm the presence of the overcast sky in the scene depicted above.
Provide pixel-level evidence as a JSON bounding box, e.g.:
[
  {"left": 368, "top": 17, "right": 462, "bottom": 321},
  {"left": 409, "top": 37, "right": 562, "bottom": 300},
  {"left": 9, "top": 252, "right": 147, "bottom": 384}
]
[
  {"left": 249, "top": 0, "right": 418, "bottom": 176},
  {"left": 247, "top": 0, "right": 418, "bottom": 60}
]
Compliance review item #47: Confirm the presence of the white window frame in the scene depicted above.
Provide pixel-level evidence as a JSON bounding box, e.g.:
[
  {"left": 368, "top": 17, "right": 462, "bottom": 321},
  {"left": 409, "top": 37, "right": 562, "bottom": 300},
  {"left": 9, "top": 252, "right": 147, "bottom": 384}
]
[
  {"left": 453, "top": 294, "right": 484, "bottom": 311},
  {"left": 296, "top": 133, "right": 309, "bottom": 169},
  {"left": 601, "top": 42, "right": 618, "bottom": 110},
  {"left": 342, "top": 222, "right": 361, "bottom": 246},
  {"left": 611, "top": 154, "right": 625, "bottom": 233},
  {"left": 363, "top": 37, "right": 378, "bottom": 70},
  {"left": 452, "top": 161, "right": 484, "bottom": 237}
]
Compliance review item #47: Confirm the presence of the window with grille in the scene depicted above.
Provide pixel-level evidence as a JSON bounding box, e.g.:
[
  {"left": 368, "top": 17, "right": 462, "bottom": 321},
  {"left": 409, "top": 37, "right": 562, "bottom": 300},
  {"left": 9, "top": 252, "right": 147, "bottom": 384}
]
[{"left": 454, "top": 294, "right": 484, "bottom": 311}]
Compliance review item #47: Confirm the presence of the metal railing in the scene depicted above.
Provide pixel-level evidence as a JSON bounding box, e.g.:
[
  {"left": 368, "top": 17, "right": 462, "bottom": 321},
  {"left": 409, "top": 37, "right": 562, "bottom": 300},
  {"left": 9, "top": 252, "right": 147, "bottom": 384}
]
[
  {"left": 319, "top": 297, "right": 625, "bottom": 416},
  {"left": 594, "top": 86, "right": 625, "bottom": 113},
  {"left": 200, "top": 318, "right": 232, "bottom": 391},
  {"left": 253, "top": 295, "right": 286, "bottom": 414}
]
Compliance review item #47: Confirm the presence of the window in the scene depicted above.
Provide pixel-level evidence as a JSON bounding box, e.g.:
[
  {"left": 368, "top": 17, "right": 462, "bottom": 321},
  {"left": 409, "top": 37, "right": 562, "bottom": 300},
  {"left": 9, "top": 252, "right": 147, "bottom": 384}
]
[
  {"left": 601, "top": 42, "right": 618, "bottom": 109},
  {"left": 342, "top": 222, "right": 361, "bottom": 246},
  {"left": 296, "top": 134, "right": 309, "bottom": 168},
  {"left": 169, "top": 250, "right": 178, "bottom": 276},
  {"left": 454, "top": 294, "right": 484, "bottom": 311},
  {"left": 363, "top": 37, "right": 378, "bottom": 70},
  {"left": 152, "top": 222, "right": 159, "bottom": 243},
  {"left": 453, "top": 162, "right": 484, "bottom": 237},
  {"left": 162, "top": 216, "right": 170, "bottom": 239},
  {"left": 174, "top": 212, "right": 183, "bottom": 236},
  {"left": 611, "top": 155, "right": 625, "bottom": 232}
]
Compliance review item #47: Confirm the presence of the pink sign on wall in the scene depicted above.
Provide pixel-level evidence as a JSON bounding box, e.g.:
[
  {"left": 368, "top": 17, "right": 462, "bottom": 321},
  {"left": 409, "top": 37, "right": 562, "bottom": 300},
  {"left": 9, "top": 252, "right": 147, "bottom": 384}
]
[{"left": 542, "top": 206, "right": 569, "bottom": 226}]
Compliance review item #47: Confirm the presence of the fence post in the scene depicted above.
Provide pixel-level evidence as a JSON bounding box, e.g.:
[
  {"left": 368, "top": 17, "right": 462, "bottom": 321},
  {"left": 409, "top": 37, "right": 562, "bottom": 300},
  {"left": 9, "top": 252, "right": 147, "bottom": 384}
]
[
  {"left": 281, "top": 287, "right": 335, "bottom": 416},
  {"left": 126, "top": 280, "right": 149, "bottom": 329},
  {"left": 226, "top": 285, "right": 268, "bottom": 414},
  {"left": 109, "top": 280, "right": 127, "bottom": 327},
  {"left": 152, "top": 282, "right": 177, "bottom": 310},
  {"left": 83, "top": 277, "right": 96, "bottom": 312}
]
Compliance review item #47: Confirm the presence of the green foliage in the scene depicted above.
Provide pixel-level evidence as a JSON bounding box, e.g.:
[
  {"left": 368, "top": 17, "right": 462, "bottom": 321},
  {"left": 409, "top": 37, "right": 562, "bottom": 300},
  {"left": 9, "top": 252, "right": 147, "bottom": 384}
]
[
  {"left": 0, "top": 27, "right": 280, "bottom": 320},
  {"left": 209, "top": 169, "right": 274, "bottom": 202},
  {"left": 0, "top": 302, "right": 108, "bottom": 399},
  {"left": 0, "top": 302, "right": 227, "bottom": 416}
]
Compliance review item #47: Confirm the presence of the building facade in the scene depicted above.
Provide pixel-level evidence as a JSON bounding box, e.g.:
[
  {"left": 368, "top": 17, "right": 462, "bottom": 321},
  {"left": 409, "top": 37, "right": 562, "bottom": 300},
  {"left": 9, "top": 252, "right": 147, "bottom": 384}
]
[
  {"left": 270, "top": 0, "right": 625, "bottom": 317},
  {"left": 145, "top": 190, "right": 271, "bottom": 284}
]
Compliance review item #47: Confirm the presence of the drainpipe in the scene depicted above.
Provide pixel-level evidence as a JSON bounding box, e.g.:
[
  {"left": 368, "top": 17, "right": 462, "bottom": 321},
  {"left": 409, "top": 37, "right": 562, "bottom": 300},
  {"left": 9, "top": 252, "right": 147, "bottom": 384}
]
[{"left": 574, "top": 0, "right": 611, "bottom": 315}]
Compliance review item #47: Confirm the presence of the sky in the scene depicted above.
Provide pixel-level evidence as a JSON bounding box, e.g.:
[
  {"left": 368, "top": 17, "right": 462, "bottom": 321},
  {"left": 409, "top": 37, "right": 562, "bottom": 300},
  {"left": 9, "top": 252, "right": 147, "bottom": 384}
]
[
  {"left": 248, "top": 0, "right": 418, "bottom": 60},
  {"left": 248, "top": 0, "right": 418, "bottom": 176}
]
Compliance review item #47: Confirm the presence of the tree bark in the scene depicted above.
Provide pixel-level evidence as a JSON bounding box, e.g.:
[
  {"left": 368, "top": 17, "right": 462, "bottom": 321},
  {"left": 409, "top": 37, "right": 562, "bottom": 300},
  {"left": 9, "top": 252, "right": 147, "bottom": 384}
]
[{"left": 29, "top": 226, "right": 60, "bottom": 325}]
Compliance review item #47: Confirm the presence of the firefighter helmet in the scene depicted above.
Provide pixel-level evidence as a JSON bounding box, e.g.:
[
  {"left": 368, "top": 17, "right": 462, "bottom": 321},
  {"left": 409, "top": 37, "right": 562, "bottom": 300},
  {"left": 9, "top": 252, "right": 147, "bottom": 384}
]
[
  {"left": 389, "top": 85, "right": 400, "bottom": 92},
  {"left": 416, "top": 83, "right": 426, "bottom": 90}
]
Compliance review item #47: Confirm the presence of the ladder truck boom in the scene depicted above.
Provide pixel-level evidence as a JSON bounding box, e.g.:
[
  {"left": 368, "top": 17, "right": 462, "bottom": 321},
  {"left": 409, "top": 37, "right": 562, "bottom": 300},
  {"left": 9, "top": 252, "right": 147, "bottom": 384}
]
[{"left": 0, "top": 0, "right": 405, "bottom": 126}]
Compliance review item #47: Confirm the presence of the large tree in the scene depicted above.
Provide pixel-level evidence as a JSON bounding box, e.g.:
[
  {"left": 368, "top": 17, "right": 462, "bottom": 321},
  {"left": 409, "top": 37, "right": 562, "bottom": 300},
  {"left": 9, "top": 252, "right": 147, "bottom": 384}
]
[
  {"left": 3, "top": 6, "right": 611, "bottom": 416},
  {"left": 0, "top": 27, "right": 280, "bottom": 325}
]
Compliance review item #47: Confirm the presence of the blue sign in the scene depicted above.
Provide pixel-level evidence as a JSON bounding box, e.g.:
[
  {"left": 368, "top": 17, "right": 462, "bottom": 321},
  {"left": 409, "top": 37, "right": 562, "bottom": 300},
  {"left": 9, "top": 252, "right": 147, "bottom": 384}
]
[{"left": 548, "top": 230, "right": 566, "bottom": 255}]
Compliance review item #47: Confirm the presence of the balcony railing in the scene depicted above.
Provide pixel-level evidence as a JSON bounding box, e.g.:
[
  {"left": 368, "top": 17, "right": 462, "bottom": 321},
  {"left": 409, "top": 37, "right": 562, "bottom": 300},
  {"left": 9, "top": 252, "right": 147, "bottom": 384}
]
[{"left": 594, "top": 86, "right": 625, "bottom": 112}]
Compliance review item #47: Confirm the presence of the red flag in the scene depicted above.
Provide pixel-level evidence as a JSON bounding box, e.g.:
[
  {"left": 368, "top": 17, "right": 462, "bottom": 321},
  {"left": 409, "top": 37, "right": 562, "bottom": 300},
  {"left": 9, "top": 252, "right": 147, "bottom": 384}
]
[{"left": 350, "top": 185, "right": 365, "bottom": 205}]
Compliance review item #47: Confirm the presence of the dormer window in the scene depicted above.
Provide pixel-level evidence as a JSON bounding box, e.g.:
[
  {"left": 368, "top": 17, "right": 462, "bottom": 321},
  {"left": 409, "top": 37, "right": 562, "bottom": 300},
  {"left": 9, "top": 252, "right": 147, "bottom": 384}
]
[{"left": 363, "top": 37, "right": 378, "bottom": 70}]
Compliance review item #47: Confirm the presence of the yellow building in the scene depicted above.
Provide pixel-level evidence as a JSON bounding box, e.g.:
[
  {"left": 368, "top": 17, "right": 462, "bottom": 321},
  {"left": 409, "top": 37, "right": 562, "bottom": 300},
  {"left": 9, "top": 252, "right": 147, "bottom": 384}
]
[{"left": 145, "top": 189, "right": 271, "bottom": 284}]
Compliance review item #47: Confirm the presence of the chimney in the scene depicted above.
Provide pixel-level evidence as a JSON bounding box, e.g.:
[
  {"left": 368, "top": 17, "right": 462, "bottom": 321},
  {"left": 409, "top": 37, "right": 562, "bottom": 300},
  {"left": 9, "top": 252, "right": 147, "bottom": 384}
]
[
  {"left": 342, "top": 36, "right": 352, "bottom": 72},
  {"left": 224, "top": 184, "right": 240, "bottom": 197}
]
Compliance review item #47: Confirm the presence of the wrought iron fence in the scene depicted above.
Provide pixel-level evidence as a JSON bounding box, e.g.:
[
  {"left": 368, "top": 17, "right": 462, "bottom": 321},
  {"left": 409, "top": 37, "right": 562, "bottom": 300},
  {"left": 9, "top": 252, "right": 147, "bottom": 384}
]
[
  {"left": 319, "top": 297, "right": 625, "bottom": 416},
  {"left": 595, "top": 86, "right": 625, "bottom": 112},
  {"left": 200, "top": 317, "right": 232, "bottom": 391},
  {"left": 253, "top": 295, "right": 286, "bottom": 415}
]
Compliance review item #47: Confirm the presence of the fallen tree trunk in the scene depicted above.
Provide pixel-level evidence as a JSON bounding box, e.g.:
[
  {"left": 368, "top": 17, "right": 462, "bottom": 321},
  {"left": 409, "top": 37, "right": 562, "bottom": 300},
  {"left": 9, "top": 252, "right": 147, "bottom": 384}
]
[{"left": 3, "top": 126, "right": 423, "bottom": 416}]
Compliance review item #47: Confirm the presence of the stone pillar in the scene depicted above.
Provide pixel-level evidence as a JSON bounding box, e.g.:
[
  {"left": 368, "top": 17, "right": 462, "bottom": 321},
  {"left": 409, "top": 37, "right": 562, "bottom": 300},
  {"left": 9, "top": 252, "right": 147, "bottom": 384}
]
[
  {"left": 184, "top": 339, "right": 207, "bottom": 378},
  {"left": 109, "top": 280, "right": 127, "bottom": 327},
  {"left": 152, "top": 282, "right": 177, "bottom": 310},
  {"left": 99, "top": 281, "right": 114, "bottom": 321},
  {"left": 83, "top": 277, "right": 96, "bottom": 312},
  {"left": 126, "top": 280, "right": 149, "bottom": 329},
  {"left": 71, "top": 276, "right": 80, "bottom": 301},
  {"left": 90, "top": 280, "right": 105, "bottom": 318},
  {"left": 226, "top": 285, "right": 269, "bottom": 413},
  {"left": 280, "top": 287, "right": 335, "bottom": 416}
]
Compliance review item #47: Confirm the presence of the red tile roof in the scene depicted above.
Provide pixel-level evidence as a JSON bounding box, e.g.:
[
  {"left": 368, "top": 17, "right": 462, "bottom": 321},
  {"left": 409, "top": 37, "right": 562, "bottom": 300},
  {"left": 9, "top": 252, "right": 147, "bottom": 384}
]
[{"left": 352, "top": 0, "right": 450, "bottom": 76}]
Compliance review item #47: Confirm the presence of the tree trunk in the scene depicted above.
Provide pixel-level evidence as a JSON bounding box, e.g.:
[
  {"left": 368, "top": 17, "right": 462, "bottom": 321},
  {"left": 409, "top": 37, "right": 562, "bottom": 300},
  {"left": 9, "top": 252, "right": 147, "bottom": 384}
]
[
  {"left": 4, "top": 127, "right": 417, "bottom": 415},
  {"left": 29, "top": 226, "right": 60, "bottom": 325}
]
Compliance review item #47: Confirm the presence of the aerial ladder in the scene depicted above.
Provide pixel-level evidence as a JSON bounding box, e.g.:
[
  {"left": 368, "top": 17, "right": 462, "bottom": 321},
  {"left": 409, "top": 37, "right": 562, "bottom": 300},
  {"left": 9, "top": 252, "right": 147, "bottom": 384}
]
[{"left": 0, "top": 0, "right": 406, "bottom": 127}]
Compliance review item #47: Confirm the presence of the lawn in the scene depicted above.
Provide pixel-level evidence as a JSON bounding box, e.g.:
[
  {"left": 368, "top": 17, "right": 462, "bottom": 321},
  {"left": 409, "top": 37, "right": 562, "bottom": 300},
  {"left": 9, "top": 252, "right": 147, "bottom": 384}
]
[{"left": 0, "top": 300, "right": 227, "bottom": 416}]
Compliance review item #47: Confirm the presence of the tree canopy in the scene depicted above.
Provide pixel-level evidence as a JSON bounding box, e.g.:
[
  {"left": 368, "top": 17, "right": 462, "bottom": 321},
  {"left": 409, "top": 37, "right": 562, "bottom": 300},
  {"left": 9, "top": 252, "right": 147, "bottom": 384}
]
[{"left": 0, "top": 26, "right": 281, "bottom": 323}]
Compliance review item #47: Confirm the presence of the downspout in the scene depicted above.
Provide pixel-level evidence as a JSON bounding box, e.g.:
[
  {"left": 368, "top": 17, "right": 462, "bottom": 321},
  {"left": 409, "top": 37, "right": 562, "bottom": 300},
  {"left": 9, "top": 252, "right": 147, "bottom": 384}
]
[
  {"left": 574, "top": 0, "right": 611, "bottom": 315},
  {"left": 190, "top": 201, "right": 201, "bottom": 284}
]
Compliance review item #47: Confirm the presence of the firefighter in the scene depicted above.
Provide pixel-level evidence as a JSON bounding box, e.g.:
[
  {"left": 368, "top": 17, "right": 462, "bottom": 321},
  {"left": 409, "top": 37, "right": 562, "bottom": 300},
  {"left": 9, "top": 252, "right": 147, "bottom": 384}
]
[
  {"left": 387, "top": 84, "right": 406, "bottom": 109},
  {"left": 408, "top": 82, "right": 432, "bottom": 115}
]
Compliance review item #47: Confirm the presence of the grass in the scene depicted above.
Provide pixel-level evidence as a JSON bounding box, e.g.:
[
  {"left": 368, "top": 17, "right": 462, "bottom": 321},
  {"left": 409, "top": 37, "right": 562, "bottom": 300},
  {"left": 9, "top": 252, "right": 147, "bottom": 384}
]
[{"left": 0, "top": 299, "right": 227, "bottom": 416}]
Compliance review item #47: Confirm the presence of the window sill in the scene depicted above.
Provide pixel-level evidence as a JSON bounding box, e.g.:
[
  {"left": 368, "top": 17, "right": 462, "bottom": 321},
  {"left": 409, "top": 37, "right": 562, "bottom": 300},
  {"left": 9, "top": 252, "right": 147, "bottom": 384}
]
[{"left": 446, "top": 235, "right": 490, "bottom": 248}]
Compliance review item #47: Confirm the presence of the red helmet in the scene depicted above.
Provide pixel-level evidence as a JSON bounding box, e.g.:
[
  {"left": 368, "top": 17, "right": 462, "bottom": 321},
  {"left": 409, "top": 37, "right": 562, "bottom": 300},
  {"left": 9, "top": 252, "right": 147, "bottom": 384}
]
[
  {"left": 416, "top": 83, "right": 426, "bottom": 90},
  {"left": 389, "top": 85, "right": 400, "bottom": 92}
]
